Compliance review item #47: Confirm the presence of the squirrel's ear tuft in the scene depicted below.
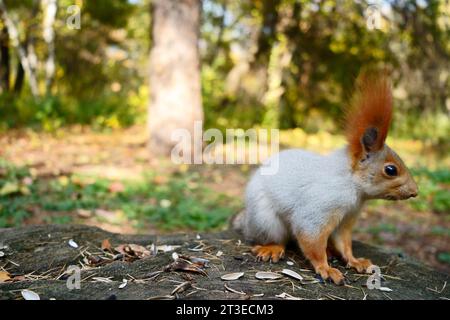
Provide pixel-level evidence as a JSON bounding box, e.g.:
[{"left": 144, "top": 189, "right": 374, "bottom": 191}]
[{"left": 345, "top": 69, "right": 393, "bottom": 165}]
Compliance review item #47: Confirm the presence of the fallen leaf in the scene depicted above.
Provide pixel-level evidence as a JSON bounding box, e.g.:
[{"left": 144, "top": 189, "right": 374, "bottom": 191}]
[
  {"left": 216, "top": 251, "right": 223, "bottom": 257},
  {"left": 0, "top": 251, "right": 4, "bottom": 257},
  {"left": 379, "top": 287, "right": 393, "bottom": 292},
  {"left": 255, "top": 271, "right": 283, "bottom": 280},
  {"left": 286, "top": 261, "right": 294, "bottom": 266},
  {"left": 281, "top": 269, "right": 304, "bottom": 281},
  {"left": 0, "top": 271, "right": 11, "bottom": 282},
  {"left": 101, "top": 239, "right": 112, "bottom": 252},
  {"left": 21, "top": 289, "right": 40, "bottom": 300},
  {"left": 115, "top": 243, "right": 151, "bottom": 260},
  {"left": 164, "top": 259, "right": 208, "bottom": 276},
  {"left": 221, "top": 272, "right": 244, "bottom": 281}
]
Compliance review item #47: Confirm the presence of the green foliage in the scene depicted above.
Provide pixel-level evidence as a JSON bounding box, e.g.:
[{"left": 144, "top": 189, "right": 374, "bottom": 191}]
[
  {"left": 0, "top": 93, "right": 144, "bottom": 131},
  {"left": 410, "top": 167, "right": 450, "bottom": 214},
  {"left": 0, "top": 159, "right": 238, "bottom": 230}
]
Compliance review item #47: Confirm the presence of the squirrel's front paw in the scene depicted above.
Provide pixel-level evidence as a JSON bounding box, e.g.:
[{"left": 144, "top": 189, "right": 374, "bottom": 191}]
[
  {"left": 315, "top": 265, "right": 345, "bottom": 285},
  {"left": 251, "top": 244, "right": 285, "bottom": 263},
  {"left": 347, "top": 258, "right": 373, "bottom": 273}
]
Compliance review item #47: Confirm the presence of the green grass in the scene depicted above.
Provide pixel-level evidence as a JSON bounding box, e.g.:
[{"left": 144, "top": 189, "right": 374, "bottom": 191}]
[
  {"left": 0, "top": 159, "right": 239, "bottom": 230},
  {"left": 0, "top": 158, "right": 448, "bottom": 230},
  {"left": 409, "top": 167, "right": 450, "bottom": 214}
]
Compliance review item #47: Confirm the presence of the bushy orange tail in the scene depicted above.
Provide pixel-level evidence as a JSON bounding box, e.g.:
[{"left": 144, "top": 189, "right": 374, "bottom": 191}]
[{"left": 345, "top": 70, "right": 393, "bottom": 164}]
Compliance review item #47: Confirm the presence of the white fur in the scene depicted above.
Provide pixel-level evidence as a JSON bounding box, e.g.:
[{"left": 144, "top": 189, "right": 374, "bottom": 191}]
[{"left": 243, "top": 147, "right": 364, "bottom": 244}]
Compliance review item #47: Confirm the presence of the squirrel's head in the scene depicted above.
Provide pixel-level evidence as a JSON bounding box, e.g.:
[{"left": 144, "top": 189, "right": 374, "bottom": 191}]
[{"left": 345, "top": 70, "right": 418, "bottom": 201}]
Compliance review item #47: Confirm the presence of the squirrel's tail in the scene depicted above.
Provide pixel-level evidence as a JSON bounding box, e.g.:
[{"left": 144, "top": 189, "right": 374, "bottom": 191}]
[{"left": 229, "top": 210, "right": 245, "bottom": 234}]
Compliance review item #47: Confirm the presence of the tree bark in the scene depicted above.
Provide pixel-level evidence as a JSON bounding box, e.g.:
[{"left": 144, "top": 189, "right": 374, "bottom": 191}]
[
  {"left": 13, "top": 60, "right": 24, "bottom": 94},
  {"left": 42, "top": 0, "right": 57, "bottom": 95},
  {"left": 0, "top": 18, "right": 10, "bottom": 93},
  {"left": 0, "top": 224, "right": 449, "bottom": 300},
  {"left": 148, "top": 0, "right": 203, "bottom": 159},
  {"left": 0, "top": 0, "right": 39, "bottom": 98}
]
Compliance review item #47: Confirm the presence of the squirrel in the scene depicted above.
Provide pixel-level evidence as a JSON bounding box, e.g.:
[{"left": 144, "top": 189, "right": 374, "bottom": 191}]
[{"left": 232, "top": 70, "right": 418, "bottom": 285}]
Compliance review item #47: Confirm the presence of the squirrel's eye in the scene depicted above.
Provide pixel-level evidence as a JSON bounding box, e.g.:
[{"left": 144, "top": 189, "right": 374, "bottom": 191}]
[{"left": 384, "top": 165, "right": 398, "bottom": 177}]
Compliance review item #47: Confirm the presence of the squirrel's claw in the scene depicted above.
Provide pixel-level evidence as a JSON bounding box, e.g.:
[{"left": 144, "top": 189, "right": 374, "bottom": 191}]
[
  {"left": 347, "top": 258, "right": 373, "bottom": 273},
  {"left": 315, "top": 265, "right": 345, "bottom": 285},
  {"left": 252, "top": 244, "right": 285, "bottom": 263}
]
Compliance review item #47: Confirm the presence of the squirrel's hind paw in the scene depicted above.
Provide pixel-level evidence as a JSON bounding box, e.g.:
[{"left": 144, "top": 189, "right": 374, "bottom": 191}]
[
  {"left": 347, "top": 258, "right": 373, "bottom": 273},
  {"left": 251, "top": 244, "right": 285, "bottom": 263},
  {"left": 316, "top": 266, "right": 345, "bottom": 285}
]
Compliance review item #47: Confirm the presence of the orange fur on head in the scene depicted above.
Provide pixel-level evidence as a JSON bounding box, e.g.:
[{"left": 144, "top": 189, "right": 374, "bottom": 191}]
[{"left": 345, "top": 70, "right": 393, "bottom": 164}]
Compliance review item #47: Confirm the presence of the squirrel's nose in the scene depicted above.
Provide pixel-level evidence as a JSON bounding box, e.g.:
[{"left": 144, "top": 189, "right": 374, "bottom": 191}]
[{"left": 409, "top": 191, "right": 418, "bottom": 198}]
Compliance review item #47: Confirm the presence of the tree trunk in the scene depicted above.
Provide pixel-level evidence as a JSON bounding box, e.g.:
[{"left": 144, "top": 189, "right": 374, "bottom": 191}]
[
  {"left": 0, "top": 19, "right": 10, "bottom": 93},
  {"left": 148, "top": 0, "right": 203, "bottom": 159},
  {"left": 0, "top": 0, "right": 39, "bottom": 98},
  {"left": 13, "top": 60, "right": 24, "bottom": 93},
  {"left": 42, "top": 0, "right": 57, "bottom": 95}
]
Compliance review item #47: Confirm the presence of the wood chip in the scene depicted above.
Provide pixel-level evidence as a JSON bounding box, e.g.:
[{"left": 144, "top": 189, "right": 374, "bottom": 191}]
[{"left": 221, "top": 272, "right": 244, "bottom": 281}]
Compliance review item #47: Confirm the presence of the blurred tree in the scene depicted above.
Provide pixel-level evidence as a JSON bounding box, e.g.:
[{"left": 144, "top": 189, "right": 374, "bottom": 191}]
[
  {"left": 42, "top": 0, "right": 57, "bottom": 96},
  {"left": 0, "top": 14, "right": 9, "bottom": 92},
  {"left": 148, "top": 0, "right": 203, "bottom": 158}
]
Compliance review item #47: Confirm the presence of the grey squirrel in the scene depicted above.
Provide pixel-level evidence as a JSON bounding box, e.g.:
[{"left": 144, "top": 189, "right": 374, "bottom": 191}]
[{"left": 233, "top": 70, "right": 418, "bottom": 285}]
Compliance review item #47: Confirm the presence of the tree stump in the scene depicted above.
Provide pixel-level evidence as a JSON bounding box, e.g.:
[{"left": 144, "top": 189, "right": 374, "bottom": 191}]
[{"left": 0, "top": 225, "right": 448, "bottom": 300}]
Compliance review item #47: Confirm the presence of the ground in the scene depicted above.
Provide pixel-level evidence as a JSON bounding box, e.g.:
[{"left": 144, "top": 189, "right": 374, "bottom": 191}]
[
  {"left": 0, "top": 224, "right": 448, "bottom": 300},
  {"left": 0, "top": 125, "right": 449, "bottom": 274}
]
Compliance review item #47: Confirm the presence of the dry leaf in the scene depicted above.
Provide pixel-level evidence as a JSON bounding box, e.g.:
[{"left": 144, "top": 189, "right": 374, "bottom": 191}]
[
  {"left": 281, "top": 269, "right": 304, "bottom": 281},
  {"left": 164, "top": 259, "right": 207, "bottom": 276},
  {"left": 255, "top": 271, "right": 282, "bottom": 280},
  {"left": 379, "top": 287, "right": 393, "bottom": 292},
  {"left": 221, "top": 272, "right": 244, "bottom": 281},
  {"left": 115, "top": 244, "right": 151, "bottom": 260},
  {"left": 101, "top": 239, "right": 112, "bottom": 251},
  {"left": 21, "top": 289, "right": 40, "bottom": 300},
  {"left": 0, "top": 271, "right": 11, "bottom": 282},
  {"left": 0, "top": 251, "right": 4, "bottom": 257}
]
